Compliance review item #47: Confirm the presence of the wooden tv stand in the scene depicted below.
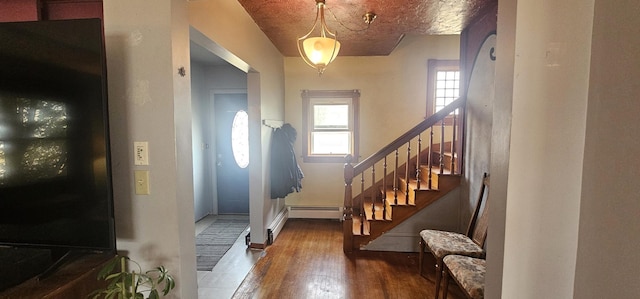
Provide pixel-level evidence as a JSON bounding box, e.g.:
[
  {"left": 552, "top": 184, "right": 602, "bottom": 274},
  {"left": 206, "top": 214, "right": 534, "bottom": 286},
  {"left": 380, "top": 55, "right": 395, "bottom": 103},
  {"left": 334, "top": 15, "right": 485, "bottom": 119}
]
[{"left": 0, "top": 252, "right": 113, "bottom": 299}]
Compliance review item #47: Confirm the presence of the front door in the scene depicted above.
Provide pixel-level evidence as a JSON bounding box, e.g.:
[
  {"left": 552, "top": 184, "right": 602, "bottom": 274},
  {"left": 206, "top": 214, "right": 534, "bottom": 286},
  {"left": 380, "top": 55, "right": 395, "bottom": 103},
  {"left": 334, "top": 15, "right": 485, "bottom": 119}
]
[{"left": 214, "top": 93, "right": 249, "bottom": 214}]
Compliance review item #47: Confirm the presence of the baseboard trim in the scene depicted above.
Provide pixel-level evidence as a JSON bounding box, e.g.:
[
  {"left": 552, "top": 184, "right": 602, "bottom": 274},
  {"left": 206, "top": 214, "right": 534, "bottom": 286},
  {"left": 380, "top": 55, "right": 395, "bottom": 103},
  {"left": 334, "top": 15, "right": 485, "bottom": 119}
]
[
  {"left": 287, "top": 206, "right": 343, "bottom": 220},
  {"left": 267, "top": 208, "right": 289, "bottom": 245},
  {"left": 249, "top": 243, "right": 266, "bottom": 250}
]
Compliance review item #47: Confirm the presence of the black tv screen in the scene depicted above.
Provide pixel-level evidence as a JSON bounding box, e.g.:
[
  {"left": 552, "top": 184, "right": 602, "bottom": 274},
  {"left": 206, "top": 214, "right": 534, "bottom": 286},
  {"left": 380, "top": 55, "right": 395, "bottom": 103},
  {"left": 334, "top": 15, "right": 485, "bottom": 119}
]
[{"left": 0, "top": 19, "right": 115, "bottom": 252}]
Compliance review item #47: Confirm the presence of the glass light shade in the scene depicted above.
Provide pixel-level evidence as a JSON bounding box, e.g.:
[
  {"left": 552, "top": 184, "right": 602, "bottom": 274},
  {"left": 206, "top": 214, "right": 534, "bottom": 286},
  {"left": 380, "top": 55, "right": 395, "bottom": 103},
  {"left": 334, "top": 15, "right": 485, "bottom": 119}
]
[{"left": 302, "top": 37, "right": 341, "bottom": 66}]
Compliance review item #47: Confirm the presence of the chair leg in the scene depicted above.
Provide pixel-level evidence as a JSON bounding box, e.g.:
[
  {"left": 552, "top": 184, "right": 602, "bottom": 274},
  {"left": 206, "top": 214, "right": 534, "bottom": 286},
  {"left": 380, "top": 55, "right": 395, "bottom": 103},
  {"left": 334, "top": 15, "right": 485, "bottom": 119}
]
[
  {"left": 442, "top": 266, "right": 450, "bottom": 299},
  {"left": 419, "top": 239, "right": 425, "bottom": 275},
  {"left": 434, "top": 258, "right": 443, "bottom": 299}
]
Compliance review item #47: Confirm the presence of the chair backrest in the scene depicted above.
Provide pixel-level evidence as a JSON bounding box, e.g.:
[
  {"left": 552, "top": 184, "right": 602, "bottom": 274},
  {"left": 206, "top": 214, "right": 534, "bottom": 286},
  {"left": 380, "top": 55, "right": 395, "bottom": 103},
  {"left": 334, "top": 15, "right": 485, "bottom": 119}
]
[{"left": 465, "top": 172, "right": 489, "bottom": 248}]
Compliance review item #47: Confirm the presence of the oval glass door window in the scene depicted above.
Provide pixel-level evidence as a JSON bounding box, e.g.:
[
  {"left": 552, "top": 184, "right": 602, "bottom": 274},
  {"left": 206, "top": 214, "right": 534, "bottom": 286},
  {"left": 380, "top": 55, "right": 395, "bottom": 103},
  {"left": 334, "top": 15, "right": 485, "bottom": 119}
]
[{"left": 231, "top": 110, "right": 249, "bottom": 168}]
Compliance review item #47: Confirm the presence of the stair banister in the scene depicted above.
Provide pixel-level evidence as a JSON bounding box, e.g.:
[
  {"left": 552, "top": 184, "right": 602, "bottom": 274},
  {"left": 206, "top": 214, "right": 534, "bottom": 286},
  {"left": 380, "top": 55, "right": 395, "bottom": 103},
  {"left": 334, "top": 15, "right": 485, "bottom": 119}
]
[
  {"left": 350, "top": 97, "right": 465, "bottom": 175},
  {"left": 342, "top": 97, "right": 466, "bottom": 253}
]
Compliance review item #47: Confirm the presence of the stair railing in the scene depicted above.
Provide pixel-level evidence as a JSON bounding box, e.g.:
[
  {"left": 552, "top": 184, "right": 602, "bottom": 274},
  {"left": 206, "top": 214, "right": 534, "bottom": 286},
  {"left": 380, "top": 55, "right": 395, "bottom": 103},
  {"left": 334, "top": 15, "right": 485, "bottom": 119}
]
[{"left": 342, "top": 97, "right": 466, "bottom": 253}]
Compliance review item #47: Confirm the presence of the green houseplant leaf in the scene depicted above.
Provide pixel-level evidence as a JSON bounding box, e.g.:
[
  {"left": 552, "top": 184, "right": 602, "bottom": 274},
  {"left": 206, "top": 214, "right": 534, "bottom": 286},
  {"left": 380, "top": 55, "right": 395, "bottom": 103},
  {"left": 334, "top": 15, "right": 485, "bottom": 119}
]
[{"left": 90, "top": 255, "right": 176, "bottom": 299}]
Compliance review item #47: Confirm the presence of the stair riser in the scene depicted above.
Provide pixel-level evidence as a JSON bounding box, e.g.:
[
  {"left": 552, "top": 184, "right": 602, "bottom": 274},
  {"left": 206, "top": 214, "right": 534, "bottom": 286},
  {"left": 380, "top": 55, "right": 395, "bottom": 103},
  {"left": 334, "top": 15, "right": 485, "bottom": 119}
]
[{"left": 417, "top": 167, "right": 440, "bottom": 189}]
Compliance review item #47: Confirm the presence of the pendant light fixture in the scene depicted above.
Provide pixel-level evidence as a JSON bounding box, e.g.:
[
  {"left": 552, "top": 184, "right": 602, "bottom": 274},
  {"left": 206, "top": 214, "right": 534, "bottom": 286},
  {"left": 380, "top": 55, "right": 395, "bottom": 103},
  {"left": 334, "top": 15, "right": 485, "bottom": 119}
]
[{"left": 297, "top": 0, "right": 340, "bottom": 75}]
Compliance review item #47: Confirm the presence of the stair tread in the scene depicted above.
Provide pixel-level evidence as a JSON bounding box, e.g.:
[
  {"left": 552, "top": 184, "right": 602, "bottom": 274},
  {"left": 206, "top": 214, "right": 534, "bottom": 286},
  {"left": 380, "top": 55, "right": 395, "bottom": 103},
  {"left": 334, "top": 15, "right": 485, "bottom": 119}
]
[
  {"left": 419, "top": 165, "right": 453, "bottom": 175},
  {"left": 432, "top": 151, "right": 457, "bottom": 157},
  {"left": 383, "top": 189, "right": 413, "bottom": 206},
  {"left": 404, "top": 178, "right": 440, "bottom": 191}
]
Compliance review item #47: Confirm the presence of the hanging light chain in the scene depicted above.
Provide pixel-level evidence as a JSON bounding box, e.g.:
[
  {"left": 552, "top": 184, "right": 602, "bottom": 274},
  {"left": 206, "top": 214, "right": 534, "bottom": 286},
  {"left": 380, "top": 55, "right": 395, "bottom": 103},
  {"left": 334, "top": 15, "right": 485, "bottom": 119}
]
[{"left": 325, "top": 6, "right": 376, "bottom": 33}]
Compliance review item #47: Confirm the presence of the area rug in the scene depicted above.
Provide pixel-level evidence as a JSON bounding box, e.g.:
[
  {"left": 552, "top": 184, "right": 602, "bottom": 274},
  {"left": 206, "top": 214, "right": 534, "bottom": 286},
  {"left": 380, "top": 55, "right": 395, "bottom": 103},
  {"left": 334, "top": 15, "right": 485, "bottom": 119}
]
[{"left": 196, "top": 218, "right": 249, "bottom": 271}]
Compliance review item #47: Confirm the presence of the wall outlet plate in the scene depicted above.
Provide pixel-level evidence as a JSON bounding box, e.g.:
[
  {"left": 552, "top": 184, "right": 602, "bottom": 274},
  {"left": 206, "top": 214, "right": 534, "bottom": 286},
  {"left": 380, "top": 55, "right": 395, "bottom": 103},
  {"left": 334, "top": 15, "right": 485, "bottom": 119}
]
[{"left": 134, "top": 141, "right": 149, "bottom": 165}]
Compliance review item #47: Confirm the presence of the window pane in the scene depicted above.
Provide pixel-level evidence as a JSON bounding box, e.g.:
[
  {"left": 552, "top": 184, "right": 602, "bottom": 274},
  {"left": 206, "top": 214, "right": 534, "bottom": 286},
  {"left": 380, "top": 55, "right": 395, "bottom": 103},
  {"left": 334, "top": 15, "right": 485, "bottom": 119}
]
[
  {"left": 446, "top": 80, "right": 455, "bottom": 88},
  {"left": 434, "top": 69, "right": 460, "bottom": 112},
  {"left": 445, "top": 89, "right": 455, "bottom": 97},
  {"left": 314, "top": 104, "right": 348, "bottom": 129},
  {"left": 231, "top": 110, "right": 249, "bottom": 168},
  {"left": 311, "top": 131, "right": 351, "bottom": 155},
  {"left": 446, "top": 71, "right": 456, "bottom": 79}
]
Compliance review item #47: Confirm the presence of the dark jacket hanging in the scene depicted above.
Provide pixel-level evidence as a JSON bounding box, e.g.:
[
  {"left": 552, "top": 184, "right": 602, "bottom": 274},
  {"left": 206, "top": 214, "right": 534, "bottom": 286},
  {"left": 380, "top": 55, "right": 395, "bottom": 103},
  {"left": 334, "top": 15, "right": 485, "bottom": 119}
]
[{"left": 270, "top": 123, "right": 304, "bottom": 199}]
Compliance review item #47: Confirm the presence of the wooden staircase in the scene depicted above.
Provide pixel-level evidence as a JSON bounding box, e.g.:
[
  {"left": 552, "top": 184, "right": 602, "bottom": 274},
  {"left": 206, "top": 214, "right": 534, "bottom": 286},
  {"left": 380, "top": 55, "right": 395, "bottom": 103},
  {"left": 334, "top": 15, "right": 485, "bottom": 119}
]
[{"left": 343, "top": 98, "right": 466, "bottom": 252}]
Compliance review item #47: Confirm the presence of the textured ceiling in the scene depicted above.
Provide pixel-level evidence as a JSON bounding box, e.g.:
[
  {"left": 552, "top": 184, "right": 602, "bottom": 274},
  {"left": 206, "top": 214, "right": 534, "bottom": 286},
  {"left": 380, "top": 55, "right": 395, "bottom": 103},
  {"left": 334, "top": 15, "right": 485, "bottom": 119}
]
[{"left": 238, "top": 0, "right": 497, "bottom": 57}]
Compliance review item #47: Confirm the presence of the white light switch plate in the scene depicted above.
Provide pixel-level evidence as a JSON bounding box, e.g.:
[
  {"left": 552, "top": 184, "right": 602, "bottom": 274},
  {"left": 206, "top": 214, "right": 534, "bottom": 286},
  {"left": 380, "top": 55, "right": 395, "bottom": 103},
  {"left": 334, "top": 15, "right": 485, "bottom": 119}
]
[{"left": 134, "top": 170, "right": 150, "bottom": 195}]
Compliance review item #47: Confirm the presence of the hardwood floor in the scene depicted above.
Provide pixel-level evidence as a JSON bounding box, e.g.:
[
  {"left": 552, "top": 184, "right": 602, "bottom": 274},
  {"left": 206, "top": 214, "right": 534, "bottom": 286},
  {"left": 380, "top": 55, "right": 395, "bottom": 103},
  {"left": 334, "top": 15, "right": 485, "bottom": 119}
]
[{"left": 232, "top": 219, "right": 465, "bottom": 299}]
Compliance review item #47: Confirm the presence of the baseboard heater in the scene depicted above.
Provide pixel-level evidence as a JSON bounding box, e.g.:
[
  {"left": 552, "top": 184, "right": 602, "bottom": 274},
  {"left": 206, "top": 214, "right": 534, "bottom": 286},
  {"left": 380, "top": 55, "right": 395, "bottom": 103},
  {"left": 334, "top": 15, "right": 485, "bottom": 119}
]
[
  {"left": 266, "top": 208, "right": 289, "bottom": 245},
  {"left": 287, "top": 206, "right": 343, "bottom": 220}
]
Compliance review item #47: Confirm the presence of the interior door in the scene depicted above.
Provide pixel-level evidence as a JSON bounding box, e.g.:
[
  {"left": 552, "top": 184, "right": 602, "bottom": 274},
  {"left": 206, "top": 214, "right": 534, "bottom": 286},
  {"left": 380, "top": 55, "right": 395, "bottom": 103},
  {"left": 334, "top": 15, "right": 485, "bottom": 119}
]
[{"left": 214, "top": 93, "right": 249, "bottom": 214}]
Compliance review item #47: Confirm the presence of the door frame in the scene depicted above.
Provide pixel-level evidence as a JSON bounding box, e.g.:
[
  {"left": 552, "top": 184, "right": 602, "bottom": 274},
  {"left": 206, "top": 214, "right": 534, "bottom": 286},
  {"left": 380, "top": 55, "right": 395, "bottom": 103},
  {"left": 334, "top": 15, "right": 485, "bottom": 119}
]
[{"left": 190, "top": 26, "right": 275, "bottom": 258}]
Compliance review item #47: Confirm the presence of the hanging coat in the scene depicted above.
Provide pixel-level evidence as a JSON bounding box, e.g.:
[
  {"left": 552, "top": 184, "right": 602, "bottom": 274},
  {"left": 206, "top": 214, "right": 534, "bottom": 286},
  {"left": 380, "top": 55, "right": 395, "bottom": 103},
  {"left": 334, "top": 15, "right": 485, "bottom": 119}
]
[{"left": 270, "top": 123, "right": 304, "bottom": 199}]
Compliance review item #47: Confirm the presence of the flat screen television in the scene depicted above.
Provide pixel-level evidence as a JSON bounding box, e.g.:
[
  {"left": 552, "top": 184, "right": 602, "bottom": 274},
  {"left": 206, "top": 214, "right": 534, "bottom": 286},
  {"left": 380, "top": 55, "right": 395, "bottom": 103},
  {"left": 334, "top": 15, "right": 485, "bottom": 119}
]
[{"left": 0, "top": 18, "right": 115, "bottom": 289}]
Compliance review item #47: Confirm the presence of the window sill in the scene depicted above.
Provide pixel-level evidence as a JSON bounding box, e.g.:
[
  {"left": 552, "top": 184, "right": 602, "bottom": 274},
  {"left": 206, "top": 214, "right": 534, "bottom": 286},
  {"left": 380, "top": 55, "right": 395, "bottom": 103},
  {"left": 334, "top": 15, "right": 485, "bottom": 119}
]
[{"left": 302, "top": 155, "right": 356, "bottom": 164}]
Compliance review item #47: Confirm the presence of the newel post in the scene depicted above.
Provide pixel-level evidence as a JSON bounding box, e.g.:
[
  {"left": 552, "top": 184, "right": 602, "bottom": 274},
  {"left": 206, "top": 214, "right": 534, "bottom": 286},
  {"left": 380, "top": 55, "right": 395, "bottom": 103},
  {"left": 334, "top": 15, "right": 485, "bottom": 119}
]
[{"left": 343, "top": 154, "right": 354, "bottom": 253}]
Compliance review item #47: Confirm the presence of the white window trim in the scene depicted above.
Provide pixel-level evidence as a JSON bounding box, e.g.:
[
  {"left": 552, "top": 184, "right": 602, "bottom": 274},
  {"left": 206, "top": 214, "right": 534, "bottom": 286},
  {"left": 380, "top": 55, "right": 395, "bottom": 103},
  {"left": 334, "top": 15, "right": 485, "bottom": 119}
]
[{"left": 302, "top": 90, "right": 360, "bottom": 163}]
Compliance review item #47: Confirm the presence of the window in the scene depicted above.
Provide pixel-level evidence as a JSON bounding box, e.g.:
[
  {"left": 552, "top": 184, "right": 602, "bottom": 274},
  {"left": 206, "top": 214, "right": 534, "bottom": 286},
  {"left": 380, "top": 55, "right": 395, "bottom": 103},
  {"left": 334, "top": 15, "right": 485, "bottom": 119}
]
[
  {"left": 426, "top": 60, "right": 460, "bottom": 117},
  {"left": 302, "top": 90, "right": 359, "bottom": 163},
  {"left": 231, "top": 110, "right": 249, "bottom": 168}
]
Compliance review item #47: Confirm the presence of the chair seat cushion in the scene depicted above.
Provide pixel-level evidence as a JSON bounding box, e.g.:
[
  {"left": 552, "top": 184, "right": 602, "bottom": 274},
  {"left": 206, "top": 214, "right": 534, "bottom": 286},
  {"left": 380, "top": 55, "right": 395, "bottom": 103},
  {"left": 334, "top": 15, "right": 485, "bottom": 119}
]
[
  {"left": 420, "top": 230, "right": 485, "bottom": 259},
  {"left": 443, "top": 255, "right": 486, "bottom": 299}
]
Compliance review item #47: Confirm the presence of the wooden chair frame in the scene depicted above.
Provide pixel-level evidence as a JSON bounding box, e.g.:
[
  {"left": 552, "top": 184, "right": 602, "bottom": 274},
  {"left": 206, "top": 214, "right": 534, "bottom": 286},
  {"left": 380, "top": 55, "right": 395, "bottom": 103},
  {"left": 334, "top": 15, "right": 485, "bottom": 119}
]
[{"left": 418, "top": 172, "right": 489, "bottom": 299}]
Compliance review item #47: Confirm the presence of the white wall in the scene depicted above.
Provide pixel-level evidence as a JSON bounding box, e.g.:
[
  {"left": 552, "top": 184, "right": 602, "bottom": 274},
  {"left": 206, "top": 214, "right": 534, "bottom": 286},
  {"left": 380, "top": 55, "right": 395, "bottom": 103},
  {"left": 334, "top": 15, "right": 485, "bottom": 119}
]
[
  {"left": 191, "top": 61, "right": 213, "bottom": 221},
  {"left": 284, "top": 34, "right": 460, "bottom": 209},
  {"left": 504, "top": 0, "right": 594, "bottom": 295},
  {"left": 103, "top": 0, "right": 197, "bottom": 298},
  {"left": 573, "top": 0, "right": 640, "bottom": 297},
  {"left": 491, "top": 0, "right": 595, "bottom": 297}
]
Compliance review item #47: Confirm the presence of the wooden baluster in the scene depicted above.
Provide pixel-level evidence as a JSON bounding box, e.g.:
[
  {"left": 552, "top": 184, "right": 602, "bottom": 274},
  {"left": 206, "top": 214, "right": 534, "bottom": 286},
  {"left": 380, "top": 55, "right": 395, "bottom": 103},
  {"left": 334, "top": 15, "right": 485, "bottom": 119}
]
[
  {"left": 440, "top": 120, "right": 445, "bottom": 175},
  {"left": 371, "top": 165, "right": 376, "bottom": 220},
  {"left": 451, "top": 110, "right": 457, "bottom": 174},
  {"left": 405, "top": 141, "right": 411, "bottom": 203},
  {"left": 394, "top": 149, "right": 399, "bottom": 205},
  {"left": 383, "top": 157, "right": 388, "bottom": 219},
  {"left": 428, "top": 127, "right": 434, "bottom": 190},
  {"left": 360, "top": 173, "right": 365, "bottom": 235},
  {"left": 416, "top": 134, "right": 422, "bottom": 190}
]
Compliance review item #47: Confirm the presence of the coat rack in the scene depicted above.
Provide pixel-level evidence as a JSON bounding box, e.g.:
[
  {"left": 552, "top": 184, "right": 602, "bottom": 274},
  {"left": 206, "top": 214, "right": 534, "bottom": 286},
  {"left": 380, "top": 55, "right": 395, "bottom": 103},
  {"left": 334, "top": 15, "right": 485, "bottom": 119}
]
[{"left": 262, "top": 119, "right": 284, "bottom": 129}]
